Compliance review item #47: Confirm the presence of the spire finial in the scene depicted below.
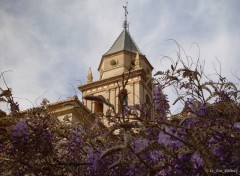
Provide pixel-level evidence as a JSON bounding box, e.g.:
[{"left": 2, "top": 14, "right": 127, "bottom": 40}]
[
  {"left": 135, "top": 52, "right": 141, "bottom": 69},
  {"left": 123, "top": 2, "right": 128, "bottom": 29},
  {"left": 87, "top": 67, "right": 93, "bottom": 83}
]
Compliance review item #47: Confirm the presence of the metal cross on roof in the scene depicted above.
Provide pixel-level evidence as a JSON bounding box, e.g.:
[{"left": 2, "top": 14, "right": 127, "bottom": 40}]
[{"left": 123, "top": 2, "right": 128, "bottom": 29}]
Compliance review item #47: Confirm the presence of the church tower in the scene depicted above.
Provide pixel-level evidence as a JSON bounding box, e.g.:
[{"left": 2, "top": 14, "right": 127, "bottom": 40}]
[{"left": 78, "top": 7, "right": 153, "bottom": 116}]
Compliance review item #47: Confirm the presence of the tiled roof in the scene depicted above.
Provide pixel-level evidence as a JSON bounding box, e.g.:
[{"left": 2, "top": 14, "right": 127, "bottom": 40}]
[
  {"left": 103, "top": 29, "right": 143, "bottom": 56},
  {"left": 19, "top": 96, "right": 91, "bottom": 114}
]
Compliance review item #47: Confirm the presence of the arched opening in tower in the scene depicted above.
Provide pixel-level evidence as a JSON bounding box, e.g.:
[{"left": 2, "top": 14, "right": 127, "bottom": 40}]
[
  {"left": 94, "top": 96, "right": 104, "bottom": 113},
  {"left": 94, "top": 102, "right": 103, "bottom": 113},
  {"left": 118, "top": 88, "right": 128, "bottom": 112}
]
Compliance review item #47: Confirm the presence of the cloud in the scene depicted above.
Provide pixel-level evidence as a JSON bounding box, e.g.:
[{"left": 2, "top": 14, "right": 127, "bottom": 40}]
[{"left": 0, "top": 0, "right": 239, "bottom": 112}]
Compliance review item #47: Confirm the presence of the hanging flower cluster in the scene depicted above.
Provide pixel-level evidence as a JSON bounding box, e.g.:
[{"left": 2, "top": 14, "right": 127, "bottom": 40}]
[
  {"left": 12, "top": 118, "right": 29, "bottom": 145},
  {"left": 186, "top": 98, "right": 207, "bottom": 117},
  {"left": 153, "top": 84, "right": 170, "bottom": 118}
]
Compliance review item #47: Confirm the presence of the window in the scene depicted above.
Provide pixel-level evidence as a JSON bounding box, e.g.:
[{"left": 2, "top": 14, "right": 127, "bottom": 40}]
[
  {"left": 118, "top": 89, "right": 128, "bottom": 112},
  {"left": 110, "top": 59, "right": 118, "bottom": 66},
  {"left": 94, "top": 95, "right": 104, "bottom": 114},
  {"left": 94, "top": 101, "right": 103, "bottom": 113}
]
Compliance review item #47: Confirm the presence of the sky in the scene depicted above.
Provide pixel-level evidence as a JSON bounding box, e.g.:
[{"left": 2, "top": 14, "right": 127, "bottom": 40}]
[{"left": 0, "top": 0, "right": 240, "bottom": 112}]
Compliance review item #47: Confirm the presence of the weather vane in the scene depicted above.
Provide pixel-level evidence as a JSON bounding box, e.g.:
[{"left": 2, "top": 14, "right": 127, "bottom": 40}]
[{"left": 123, "top": 2, "right": 128, "bottom": 29}]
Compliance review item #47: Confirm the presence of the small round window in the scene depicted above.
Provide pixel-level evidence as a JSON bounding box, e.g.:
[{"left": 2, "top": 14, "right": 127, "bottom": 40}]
[{"left": 110, "top": 59, "right": 118, "bottom": 66}]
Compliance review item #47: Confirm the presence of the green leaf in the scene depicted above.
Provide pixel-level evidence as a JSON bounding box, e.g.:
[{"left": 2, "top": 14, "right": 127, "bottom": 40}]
[
  {"left": 169, "top": 76, "right": 179, "bottom": 81},
  {"left": 154, "top": 71, "right": 164, "bottom": 76},
  {"left": 109, "top": 159, "right": 128, "bottom": 169},
  {"left": 224, "top": 82, "right": 238, "bottom": 91},
  {"left": 100, "top": 145, "right": 125, "bottom": 159},
  {"left": 201, "top": 85, "right": 212, "bottom": 94},
  {"left": 172, "top": 96, "right": 184, "bottom": 105}
]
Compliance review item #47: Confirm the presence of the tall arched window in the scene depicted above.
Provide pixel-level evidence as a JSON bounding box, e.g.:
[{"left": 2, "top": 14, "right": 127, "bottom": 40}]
[
  {"left": 94, "top": 95, "right": 104, "bottom": 114},
  {"left": 118, "top": 89, "right": 128, "bottom": 112}
]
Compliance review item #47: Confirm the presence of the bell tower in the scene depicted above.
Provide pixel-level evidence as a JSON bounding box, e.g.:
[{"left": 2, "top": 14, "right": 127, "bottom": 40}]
[{"left": 79, "top": 6, "right": 153, "bottom": 117}]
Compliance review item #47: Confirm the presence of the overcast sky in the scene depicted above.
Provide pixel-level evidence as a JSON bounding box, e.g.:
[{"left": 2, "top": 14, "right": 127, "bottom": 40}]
[{"left": 0, "top": 0, "right": 240, "bottom": 112}]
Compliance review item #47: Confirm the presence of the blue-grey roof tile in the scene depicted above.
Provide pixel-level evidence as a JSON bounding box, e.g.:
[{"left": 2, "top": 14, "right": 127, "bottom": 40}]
[{"left": 104, "top": 29, "right": 143, "bottom": 56}]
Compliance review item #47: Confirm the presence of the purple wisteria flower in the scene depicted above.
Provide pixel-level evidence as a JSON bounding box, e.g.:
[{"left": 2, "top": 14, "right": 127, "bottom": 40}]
[
  {"left": 86, "top": 147, "right": 94, "bottom": 163},
  {"left": 182, "top": 118, "right": 198, "bottom": 129},
  {"left": 233, "top": 122, "right": 240, "bottom": 130},
  {"left": 86, "top": 147, "right": 101, "bottom": 171},
  {"left": 132, "top": 138, "right": 149, "bottom": 152},
  {"left": 197, "top": 103, "right": 207, "bottom": 117},
  {"left": 178, "top": 153, "right": 191, "bottom": 163},
  {"left": 186, "top": 98, "right": 195, "bottom": 111},
  {"left": 153, "top": 85, "right": 170, "bottom": 118},
  {"left": 158, "top": 126, "right": 182, "bottom": 149},
  {"left": 158, "top": 130, "right": 171, "bottom": 146},
  {"left": 67, "top": 126, "right": 84, "bottom": 161},
  {"left": 12, "top": 118, "right": 29, "bottom": 143},
  {"left": 191, "top": 152, "right": 203, "bottom": 169},
  {"left": 207, "top": 136, "right": 218, "bottom": 148},
  {"left": 150, "top": 150, "right": 163, "bottom": 162},
  {"left": 186, "top": 98, "right": 206, "bottom": 117},
  {"left": 213, "top": 145, "right": 227, "bottom": 162}
]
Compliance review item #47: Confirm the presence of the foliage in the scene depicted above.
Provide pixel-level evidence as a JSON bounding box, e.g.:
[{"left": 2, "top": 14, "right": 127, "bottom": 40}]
[{"left": 0, "top": 46, "right": 240, "bottom": 175}]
